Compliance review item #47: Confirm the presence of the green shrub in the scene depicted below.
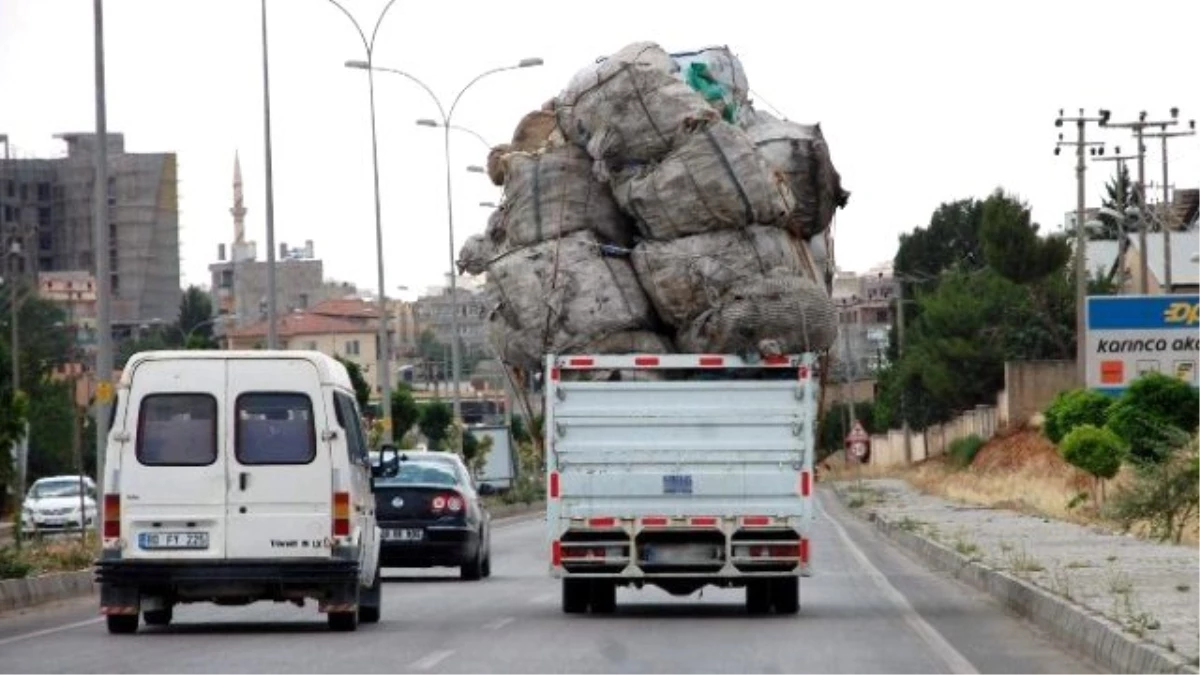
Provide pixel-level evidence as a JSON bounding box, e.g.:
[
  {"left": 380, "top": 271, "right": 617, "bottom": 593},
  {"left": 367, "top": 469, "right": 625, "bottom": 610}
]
[
  {"left": 1105, "top": 441, "right": 1199, "bottom": 544},
  {"left": 1043, "top": 389, "right": 1115, "bottom": 444},
  {"left": 0, "top": 546, "right": 32, "bottom": 580},
  {"left": 1106, "top": 401, "right": 1190, "bottom": 465},
  {"left": 1121, "top": 372, "right": 1199, "bottom": 434},
  {"left": 948, "top": 434, "right": 985, "bottom": 467},
  {"left": 1060, "top": 424, "right": 1125, "bottom": 480}
]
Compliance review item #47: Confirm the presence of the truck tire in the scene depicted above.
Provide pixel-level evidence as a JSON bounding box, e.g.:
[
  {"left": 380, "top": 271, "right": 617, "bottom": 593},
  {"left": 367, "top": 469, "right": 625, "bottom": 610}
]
[
  {"left": 772, "top": 577, "right": 799, "bottom": 614},
  {"left": 590, "top": 580, "right": 617, "bottom": 614},
  {"left": 143, "top": 607, "right": 174, "bottom": 626},
  {"left": 328, "top": 610, "right": 359, "bottom": 632},
  {"left": 562, "top": 579, "right": 589, "bottom": 614},
  {"left": 359, "top": 568, "right": 382, "bottom": 624},
  {"left": 745, "top": 580, "right": 771, "bottom": 615},
  {"left": 106, "top": 614, "right": 139, "bottom": 635}
]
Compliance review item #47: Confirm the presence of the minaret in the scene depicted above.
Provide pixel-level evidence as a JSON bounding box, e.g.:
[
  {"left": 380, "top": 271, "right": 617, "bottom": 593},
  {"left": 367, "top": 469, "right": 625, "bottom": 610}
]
[{"left": 231, "top": 151, "right": 247, "bottom": 245}]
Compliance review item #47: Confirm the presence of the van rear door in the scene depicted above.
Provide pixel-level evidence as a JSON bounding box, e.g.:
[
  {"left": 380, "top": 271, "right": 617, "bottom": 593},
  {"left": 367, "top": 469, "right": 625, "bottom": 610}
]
[
  {"left": 225, "top": 358, "right": 334, "bottom": 559},
  {"left": 121, "top": 358, "right": 227, "bottom": 560}
]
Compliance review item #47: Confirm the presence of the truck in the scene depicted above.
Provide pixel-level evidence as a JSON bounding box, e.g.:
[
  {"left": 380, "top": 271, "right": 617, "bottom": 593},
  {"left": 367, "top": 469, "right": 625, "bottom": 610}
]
[{"left": 544, "top": 352, "right": 817, "bottom": 615}]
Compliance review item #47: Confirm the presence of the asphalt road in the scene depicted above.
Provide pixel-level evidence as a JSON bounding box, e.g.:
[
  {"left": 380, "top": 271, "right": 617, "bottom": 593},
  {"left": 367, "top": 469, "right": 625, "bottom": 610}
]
[{"left": 0, "top": 491, "right": 1100, "bottom": 674}]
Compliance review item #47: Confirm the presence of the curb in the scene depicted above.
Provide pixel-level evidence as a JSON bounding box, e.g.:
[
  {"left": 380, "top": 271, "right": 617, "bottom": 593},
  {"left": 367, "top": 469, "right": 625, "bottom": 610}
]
[
  {"left": 831, "top": 486, "right": 1198, "bottom": 675},
  {"left": 0, "top": 502, "right": 547, "bottom": 615}
]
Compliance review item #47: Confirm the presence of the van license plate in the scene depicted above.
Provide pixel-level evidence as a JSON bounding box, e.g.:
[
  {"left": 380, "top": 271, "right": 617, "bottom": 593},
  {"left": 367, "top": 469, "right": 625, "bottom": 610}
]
[
  {"left": 384, "top": 528, "right": 423, "bottom": 542},
  {"left": 138, "top": 531, "right": 208, "bottom": 550}
]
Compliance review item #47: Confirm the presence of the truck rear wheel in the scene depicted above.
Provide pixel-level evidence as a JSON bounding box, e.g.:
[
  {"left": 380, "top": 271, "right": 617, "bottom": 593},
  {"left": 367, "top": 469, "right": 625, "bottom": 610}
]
[
  {"left": 745, "top": 580, "right": 771, "bottom": 615},
  {"left": 590, "top": 580, "right": 616, "bottom": 614},
  {"left": 772, "top": 577, "right": 799, "bottom": 614},
  {"left": 143, "top": 607, "right": 173, "bottom": 626},
  {"left": 106, "top": 614, "right": 139, "bottom": 634},
  {"left": 562, "top": 579, "right": 589, "bottom": 614}
]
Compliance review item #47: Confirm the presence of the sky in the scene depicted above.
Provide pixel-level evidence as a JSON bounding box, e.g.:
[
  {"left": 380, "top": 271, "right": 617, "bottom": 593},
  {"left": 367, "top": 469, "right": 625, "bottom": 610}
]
[{"left": 1, "top": 0, "right": 1198, "bottom": 300}]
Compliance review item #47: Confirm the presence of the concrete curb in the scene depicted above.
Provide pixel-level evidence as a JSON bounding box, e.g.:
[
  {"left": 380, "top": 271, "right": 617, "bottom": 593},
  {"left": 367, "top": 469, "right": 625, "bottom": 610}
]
[
  {"left": 0, "top": 501, "right": 548, "bottom": 615},
  {"left": 831, "top": 486, "right": 1198, "bottom": 674},
  {"left": 0, "top": 570, "right": 96, "bottom": 614}
]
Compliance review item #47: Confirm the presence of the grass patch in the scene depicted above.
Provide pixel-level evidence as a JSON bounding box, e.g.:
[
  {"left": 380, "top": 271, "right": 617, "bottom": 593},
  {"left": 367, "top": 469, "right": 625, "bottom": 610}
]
[
  {"left": 1175, "top": 583, "right": 1191, "bottom": 592},
  {"left": 898, "top": 516, "right": 924, "bottom": 532},
  {"left": 1065, "top": 560, "right": 1092, "bottom": 569},
  {"left": 1004, "top": 542, "right": 1044, "bottom": 575}
]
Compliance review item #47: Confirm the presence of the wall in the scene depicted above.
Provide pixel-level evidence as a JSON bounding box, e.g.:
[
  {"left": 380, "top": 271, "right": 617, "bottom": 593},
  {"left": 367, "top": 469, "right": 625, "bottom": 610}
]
[
  {"left": 1002, "top": 360, "right": 1077, "bottom": 427},
  {"left": 868, "top": 405, "right": 1000, "bottom": 468}
]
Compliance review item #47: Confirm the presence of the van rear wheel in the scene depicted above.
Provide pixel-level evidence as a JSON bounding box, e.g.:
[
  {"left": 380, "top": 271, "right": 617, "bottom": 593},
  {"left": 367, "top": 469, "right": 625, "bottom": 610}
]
[
  {"left": 359, "top": 569, "right": 382, "bottom": 624},
  {"left": 106, "top": 614, "right": 139, "bottom": 635}
]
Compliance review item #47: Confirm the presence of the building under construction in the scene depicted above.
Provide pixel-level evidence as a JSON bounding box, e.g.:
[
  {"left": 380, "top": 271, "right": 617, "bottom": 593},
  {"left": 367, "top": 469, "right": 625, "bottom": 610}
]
[{"left": 0, "top": 132, "right": 180, "bottom": 333}]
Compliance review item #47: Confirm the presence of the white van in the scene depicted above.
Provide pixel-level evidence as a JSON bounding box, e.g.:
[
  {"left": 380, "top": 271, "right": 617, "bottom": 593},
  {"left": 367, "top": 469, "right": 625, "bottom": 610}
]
[{"left": 95, "top": 351, "right": 381, "bottom": 633}]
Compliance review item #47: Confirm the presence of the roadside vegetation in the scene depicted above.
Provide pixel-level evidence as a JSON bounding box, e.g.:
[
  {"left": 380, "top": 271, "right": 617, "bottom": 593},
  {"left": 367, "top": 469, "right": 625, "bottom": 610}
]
[{"left": 0, "top": 533, "right": 96, "bottom": 581}]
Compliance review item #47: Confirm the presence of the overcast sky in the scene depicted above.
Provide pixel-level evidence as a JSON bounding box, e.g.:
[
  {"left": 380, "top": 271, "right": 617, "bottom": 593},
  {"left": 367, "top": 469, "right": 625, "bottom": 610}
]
[{"left": 2, "top": 0, "right": 1197, "bottom": 299}]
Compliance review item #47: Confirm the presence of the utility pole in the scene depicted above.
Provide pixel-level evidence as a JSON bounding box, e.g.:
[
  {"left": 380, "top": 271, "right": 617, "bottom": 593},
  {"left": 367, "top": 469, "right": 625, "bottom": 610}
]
[
  {"left": 894, "top": 279, "right": 910, "bottom": 462},
  {"left": 1055, "top": 108, "right": 1108, "bottom": 386},
  {"left": 1100, "top": 110, "right": 1180, "bottom": 294},
  {"left": 1143, "top": 111, "right": 1196, "bottom": 293},
  {"left": 840, "top": 296, "right": 858, "bottom": 427},
  {"left": 1092, "top": 147, "right": 1139, "bottom": 293},
  {"left": 92, "top": 0, "right": 113, "bottom": 542}
]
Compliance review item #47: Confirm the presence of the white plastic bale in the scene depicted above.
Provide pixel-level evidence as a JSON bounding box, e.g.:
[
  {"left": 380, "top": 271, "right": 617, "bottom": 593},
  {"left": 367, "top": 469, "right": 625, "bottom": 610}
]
[
  {"left": 484, "top": 231, "right": 655, "bottom": 370},
  {"left": 742, "top": 109, "right": 849, "bottom": 238},
  {"left": 555, "top": 42, "right": 718, "bottom": 171},
  {"left": 631, "top": 226, "right": 814, "bottom": 327},
  {"left": 676, "top": 272, "right": 838, "bottom": 355},
  {"left": 611, "top": 122, "right": 795, "bottom": 240},
  {"left": 501, "top": 145, "right": 634, "bottom": 249}
]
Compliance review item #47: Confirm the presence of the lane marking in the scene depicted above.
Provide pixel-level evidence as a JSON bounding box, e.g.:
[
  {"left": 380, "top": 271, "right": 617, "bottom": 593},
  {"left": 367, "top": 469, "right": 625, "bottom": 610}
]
[
  {"left": 482, "top": 616, "right": 514, "bottom": 631},
  {"left": 527, "top": 592, "right": 554, "bottom": 605},
  {"left": 0, "top": 617, "right": 103, "bottom": 648},
  {"left": 410, "top": 649, "right": 456, "bottom": 670},
  {"left": 817, "top": 496, "right": 980, "bottom": 675}
]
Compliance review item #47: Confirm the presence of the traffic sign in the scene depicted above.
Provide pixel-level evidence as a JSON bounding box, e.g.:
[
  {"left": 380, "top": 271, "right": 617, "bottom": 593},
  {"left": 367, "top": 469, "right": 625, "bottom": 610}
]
[
  {"left": 96, "top": 381, "right": 115, "bottom": 405},
  {"left": 845, "top": 420, "right": 870, "bottom": 461},
  {"left": 846, "top": 420, "right": 869, "bottom": 443}
]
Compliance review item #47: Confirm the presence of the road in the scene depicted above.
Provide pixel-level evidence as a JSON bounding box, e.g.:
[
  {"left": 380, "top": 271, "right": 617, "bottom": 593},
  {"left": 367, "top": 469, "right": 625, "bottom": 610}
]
[{"left": 0, "top": 491, "right": 1099, "bottom": 674}]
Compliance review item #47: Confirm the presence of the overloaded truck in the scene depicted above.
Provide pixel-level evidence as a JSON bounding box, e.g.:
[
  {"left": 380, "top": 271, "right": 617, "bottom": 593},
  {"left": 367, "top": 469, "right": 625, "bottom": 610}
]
[{"left": 544, "top": 353, "right": 818, "bottom": 615}]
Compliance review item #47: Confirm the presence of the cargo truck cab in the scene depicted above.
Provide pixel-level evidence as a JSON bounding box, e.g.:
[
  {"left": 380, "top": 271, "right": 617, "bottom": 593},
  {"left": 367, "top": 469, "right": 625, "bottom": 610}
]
[{"left": 94, "top": 351, "right": 381, "bottom": 633}]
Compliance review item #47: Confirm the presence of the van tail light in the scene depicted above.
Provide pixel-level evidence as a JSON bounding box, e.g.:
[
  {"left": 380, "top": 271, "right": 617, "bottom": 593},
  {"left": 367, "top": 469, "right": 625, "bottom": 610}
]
[
  {"left": 103, "top": 494, "right": 121, "bottom": 539},
  {"left": 332, "top": 492, "right": 351, "bottom": 537}
]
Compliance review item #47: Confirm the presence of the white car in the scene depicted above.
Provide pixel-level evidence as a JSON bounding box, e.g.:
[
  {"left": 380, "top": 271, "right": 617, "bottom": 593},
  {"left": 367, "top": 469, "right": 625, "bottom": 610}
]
[{"left": 21, "top": 475, "right": 98, "bottom": 536}]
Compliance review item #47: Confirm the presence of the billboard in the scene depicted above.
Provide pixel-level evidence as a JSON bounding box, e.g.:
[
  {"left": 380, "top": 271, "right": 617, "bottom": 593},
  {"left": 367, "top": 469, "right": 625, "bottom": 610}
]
[{"left": 1085, "top": 294, "right": 1199, "bottom": 394}]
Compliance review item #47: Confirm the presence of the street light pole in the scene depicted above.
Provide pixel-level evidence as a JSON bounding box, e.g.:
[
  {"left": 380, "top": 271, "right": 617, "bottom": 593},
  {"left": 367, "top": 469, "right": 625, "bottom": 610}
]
[
  {"left": 260, "top": 0, "right": 279, "bottom": 350},
  {"left": 326, "top": 0, "right": 399, "bottom": 439},
  {"left": 347, "top": 57, "right": 543, "bottom": 454},
  {"left": 92, "top": 0, "right": 113, "bottom": 543}
]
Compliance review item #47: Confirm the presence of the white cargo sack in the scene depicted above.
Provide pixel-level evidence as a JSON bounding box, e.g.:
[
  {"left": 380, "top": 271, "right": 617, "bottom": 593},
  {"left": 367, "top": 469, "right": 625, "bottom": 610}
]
[
  {"left": 556, "top": 42, "right": 718, "bottom": 171},
  {"left": 501, "top": 146, "right": 633, "bottom": 248},
  {"left": 632, "top": 226, "right": 816, "bottom": 327},
  {"left": 676, "top": 272, "right": 837, "bottom": 355},
  {"left": 742, "top": 110, "right": 848, "bottom": 238},
  {"left": 485, "top": 231, "right": 655, "bottom": 369},
  {"left": 612, "top": 122, "right": 794, "bottom": 240}
]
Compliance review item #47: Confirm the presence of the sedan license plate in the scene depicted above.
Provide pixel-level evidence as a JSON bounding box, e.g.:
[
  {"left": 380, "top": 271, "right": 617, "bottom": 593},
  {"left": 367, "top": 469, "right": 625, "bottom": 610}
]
[
  {"left": 384, "top": 528, "right": 424, "bottom": 542},
  {"left": 138, "top": 531, "right": 208, "bottom": 550}
]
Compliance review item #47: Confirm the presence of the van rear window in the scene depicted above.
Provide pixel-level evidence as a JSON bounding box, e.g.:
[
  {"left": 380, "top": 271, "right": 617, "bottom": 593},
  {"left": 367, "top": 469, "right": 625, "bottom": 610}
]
[
  {"left": 136, "top": 394, "right": 219, "bottom": 466},
  {"left": 235, "top": 393, "right": 316, "bottom": 465}
]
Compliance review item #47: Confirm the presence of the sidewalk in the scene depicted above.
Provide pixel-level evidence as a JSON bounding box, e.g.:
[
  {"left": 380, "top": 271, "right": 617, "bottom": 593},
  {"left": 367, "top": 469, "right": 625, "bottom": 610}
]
[{"left": 836, "top": 478, "right": 1199, "bottom": 669}]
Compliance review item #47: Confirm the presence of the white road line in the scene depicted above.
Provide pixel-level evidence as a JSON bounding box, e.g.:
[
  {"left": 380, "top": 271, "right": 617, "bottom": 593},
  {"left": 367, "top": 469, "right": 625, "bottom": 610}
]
[
  {"left": 817, "top": 497, "right": 980, "bottom": 675},
  {"left": 527, "top": 592, "right": 554, "bottom": 605},
  {"left": 410, "top": 649, "right": 456, "bottom": 670},
  {"left": 0, "top": 617, "right": 103, "bottom": 648},
  {"left": 482, "top": 616, "right": 514, "bottom": 631}
]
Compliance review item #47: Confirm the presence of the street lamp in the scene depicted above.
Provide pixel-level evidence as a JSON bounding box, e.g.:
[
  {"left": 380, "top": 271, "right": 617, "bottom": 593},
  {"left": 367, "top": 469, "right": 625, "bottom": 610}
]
[
  {"left": 326, "top": 0, "right": 400, "bottom": 440},
  {"left": 184, "top": 315, "right": 232, "bottom": 347},
  {"left": 348, "top": 56, "right": 543, "bottom": 453}
]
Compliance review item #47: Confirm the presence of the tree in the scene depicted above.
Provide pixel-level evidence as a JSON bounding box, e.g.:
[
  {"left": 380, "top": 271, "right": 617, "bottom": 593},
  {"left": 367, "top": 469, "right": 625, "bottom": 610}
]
[
  {"left": 390, "top": 384, "right": 421, "bottom": 444},
  {"left": 173, "top": 285, "right": 216, "bottom": 349},
  {"left": 1043, "top": 388, "right": 1115, "bottom": 444},
  {"left": 1106, "top": 440, "right": 1198, "bottom": 544},
  {"left": 1060, "top": 424, "right": 1126, "bottom": 501},
  {"left": 418, "top": 401, "right": 453, "bottom": 450},
  {"left": 1094, "top": 163, "right": 1141, "bottom": 240},
  {"left": 334, "top": 356, "right": 371, "bottom": 410},
  {"left": 894, "top": 198, "right": 987, "bottom": 287},
  {"left": 26, "top": 381, "right": 76, "bottom": 483}
]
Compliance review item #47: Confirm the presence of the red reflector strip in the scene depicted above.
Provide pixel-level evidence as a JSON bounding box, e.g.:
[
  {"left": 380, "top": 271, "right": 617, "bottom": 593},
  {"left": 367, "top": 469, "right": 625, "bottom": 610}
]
[
  {"left": 550, "top": 367, "right": 561, "bottom": 381},
  {"left": 551, "top": 540, "right": 562, "bottom": 566},
  {"left": 799, "top": 538, "right": 810, "bottom": 564},
  {"left": 800, "top": 470, "right": 811, "bottom": 497},
  {"left": 741, "top": 516, "right": 770, "bottom": 526},
  {"left": 634, "top": 356, "right": 660, "bottom": 366},
  {"left": 548, "top": 472, "right": 560, "bottom": 499},
  {"left": 763, "top": 354, "right": 789, "bottom": 365},
  {"left": 567, "top": 357, "right": 594, "bottom": 367},
  {"left": 698, "top": 356, "right": 724, "bottom": 367},
  {"left": 690, "top": 516, "right": 718, "bottom": 526},
  {"left": 798, "top": 365, "right": 810, "bottom": 379},
  {"left": 642, "top": 517, "right": 668, "bottom": 527},
  {"left": 588, "top": 517, "right": 616, "bottom": 528}
]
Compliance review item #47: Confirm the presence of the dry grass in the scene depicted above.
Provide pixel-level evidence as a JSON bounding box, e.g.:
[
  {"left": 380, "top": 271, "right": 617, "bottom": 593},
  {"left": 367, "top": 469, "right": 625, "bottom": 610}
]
[{"left": 0, "top": 534, "right": 95, "bottom": 579}]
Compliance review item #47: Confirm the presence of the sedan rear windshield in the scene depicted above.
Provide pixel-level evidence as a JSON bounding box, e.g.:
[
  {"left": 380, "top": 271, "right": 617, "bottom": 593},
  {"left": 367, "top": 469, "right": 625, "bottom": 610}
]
[
  {"left": 236, "top": 393, "right": 316, "bottom": 465},
  {"left": 137, "top": 394, "right": 219, "bottom": 466},
  {"left": 375, "top": 459, "right": 460, "bottom": 487}
]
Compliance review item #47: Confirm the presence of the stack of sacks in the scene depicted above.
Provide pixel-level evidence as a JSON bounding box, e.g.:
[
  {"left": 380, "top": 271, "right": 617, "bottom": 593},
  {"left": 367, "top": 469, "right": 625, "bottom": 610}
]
[{"left": 457, "top": 41, "right": 849, "bottom": 370}]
